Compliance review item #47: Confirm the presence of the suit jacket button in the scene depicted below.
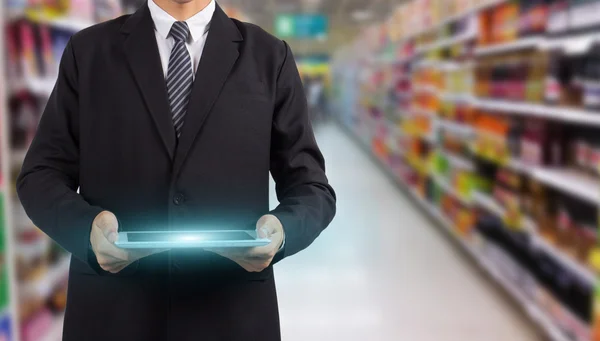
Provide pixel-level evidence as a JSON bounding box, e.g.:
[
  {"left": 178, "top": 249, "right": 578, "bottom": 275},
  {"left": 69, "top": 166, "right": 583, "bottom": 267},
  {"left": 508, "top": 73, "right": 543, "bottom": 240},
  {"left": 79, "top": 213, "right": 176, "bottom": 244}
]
[{"left": 173, "top": 194, "right": 184, "bottom": 205}]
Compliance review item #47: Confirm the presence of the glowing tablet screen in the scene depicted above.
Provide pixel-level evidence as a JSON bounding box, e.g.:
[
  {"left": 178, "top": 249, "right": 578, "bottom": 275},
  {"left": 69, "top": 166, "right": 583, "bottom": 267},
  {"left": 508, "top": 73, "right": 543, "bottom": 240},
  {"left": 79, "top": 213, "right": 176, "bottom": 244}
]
[{"left": 127, "top": 232, "right": 253, "bottom": 242}]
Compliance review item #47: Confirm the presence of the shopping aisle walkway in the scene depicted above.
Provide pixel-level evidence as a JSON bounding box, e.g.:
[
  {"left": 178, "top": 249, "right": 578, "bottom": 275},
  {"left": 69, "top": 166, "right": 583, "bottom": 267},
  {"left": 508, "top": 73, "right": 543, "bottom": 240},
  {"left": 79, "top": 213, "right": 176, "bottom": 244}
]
[{"left": 272, "top": 122, "right": 543, "bottom": 341}]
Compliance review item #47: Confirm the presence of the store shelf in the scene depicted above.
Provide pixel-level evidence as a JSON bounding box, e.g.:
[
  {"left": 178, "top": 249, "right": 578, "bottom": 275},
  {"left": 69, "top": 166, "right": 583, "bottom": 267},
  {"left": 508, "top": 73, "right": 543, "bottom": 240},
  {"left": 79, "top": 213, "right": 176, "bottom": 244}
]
[
  {"left": 476, "top": 253, "right": 572, "bottom": 341},
  {"left": 406, "top": 155, "right": 429, "bottom": 175},
  {"left": 470, "top": 143, "right": 599, "bottom": 205},
  {"left": 530, "top": 235, "right": 595, "bottom": 285},
  {"left": 39, "top": 314, "right": 65, "bottom": 341},
  {"left": 18, "top": 238, "right": 52, "bottom": 263},
  {"left": 385, "top": 119, "right": 404, "bottom": 139},
  {"left": 405, "top": 128, "right": 436, "bottom": 144},
  {"left": 436, "top": 119, "right": 474, "bottom": 137},
  {"left": 411, "top": 106, "right": 437, "bottom": 118},
  {"left": 438, "top": 149, "right": 475, "bottom": 171},
  {"left": 8, "top": 10, "right": 95, "bottom": 32},
  {"left": 461, "top": 186, "right": 595, "bottom": 286},
  {"left": 432, "top": 173, "right": 473, "bottom": 206},
  {"left": 542, "top": 32, "right": 600, "bottom": 54},
  {"left": 394, "top": 54, "right": 416, "bottom": 65},
  {"left": 38, "top": 16, "right": 94, "bottom": 31},
  {"left": 440, "top": 92, "right": 475, "bottom": 103},
  {"left": 12, "top": 148, "right": 27, "bottom": 166},
  {"left": 20, "top": 255, "right": 70, "bottom": 300},
  {"left": 416, "top": 31, "right": 477, "bottom": 54},
  {"left": 9, "top": 76, "right": 56, "bottom": 97},
  {"left": 415, "top": 0, "right": 507, "bottom": 37},
  {"left": 473, "top": 192, "right": 505, "bottom": 217},
  {"left": 413, "top": 84, "right": 440, "bottom": 94},
  {"left": 531, "top": 168, "right": 599, "bottom": 205},
  {"left": 410, "top": 172, "right": 574, "bottom": 341},
  {"left": 472, "top": 192, "right": 538, "bottom": 232},
  {"left": 422, "top": 200, "right": 575, "bottom": 341},
  {"left": 474, "top": 33, "right": 600, "bottom": 58},
  {"left": 474, "top": 37, "right": 544, "bottom": 57},
  {"left": 472, "top": 98, "right": 600, "bottom": 127},
  {"left": 343, "top": 122, "right": 580, "bottom": 341},
  {"left": 413, "top": 59, "right": 441, "bottom": 70},
  {"left": 417, "top": 191, "right": 577, "bottom": 341}
]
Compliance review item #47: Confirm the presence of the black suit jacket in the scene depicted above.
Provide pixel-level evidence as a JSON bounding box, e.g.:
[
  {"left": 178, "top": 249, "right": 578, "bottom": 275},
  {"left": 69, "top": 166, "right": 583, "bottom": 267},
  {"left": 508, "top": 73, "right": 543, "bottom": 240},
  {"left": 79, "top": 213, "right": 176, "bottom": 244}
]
[{"left": 16, "top": 3, "right": 336, "bottom": 341}]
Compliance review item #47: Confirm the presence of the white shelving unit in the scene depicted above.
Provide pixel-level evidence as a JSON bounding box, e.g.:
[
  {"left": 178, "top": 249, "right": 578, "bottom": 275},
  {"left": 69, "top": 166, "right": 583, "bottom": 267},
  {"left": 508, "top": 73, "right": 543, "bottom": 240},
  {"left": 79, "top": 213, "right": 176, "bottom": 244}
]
[
  {"left": 530, "top": 235, "right": 596, "bottom": 285},
  {"left": 531, "top": 168, "right": 599, "bottom": 206},
  {"left": 440, "top": 92, "right": 475, "bottom": 103},
  {"left": 416, "top": 31, "right": 478, "bottom": 54},
  {"left": 411, "top": 0, "right": 507, "bottom": 38},
  {"left": 472, "top": 191, "right": 506, "bottom": 216},
  {"left": 436, "top": 119, "right": 474, "bottom": 137},
  {"left": 472, "top": 98, "right": 600, "bottom": 127},
  {"left": 411, "top": 106, "right": 436, "bottom": 119},
  {"left": 349, "top": 129, "right": 578, "bottom": 341},
  {"left": 474, "top": 33, "right": 600, "bottom": 57},
  {"left": 438, "top": 149, "right": 475, "bottom": 171},
  {"left": 472, "top": 191, "right": 594, "bottom": 284},
  {"left": 469, "top": 140, "right": 600, "bottom": 206},
  {"left": 9, "top": 77, "right": 56, "bottom": 98},
  {"left": 542, "top": 32, "right": 600, "bottom": 54},
  {"left": 474, "top": 37, "right": 545, "bottom": 56},
  {"left": 413, "top": 84, "right": 439, "bottom": 94},
  {"left": 335, "top": 0, "right": 600, "bottom": 339},
  {"left": 432, "top": 173, "right": 473, "bottom": 206}
]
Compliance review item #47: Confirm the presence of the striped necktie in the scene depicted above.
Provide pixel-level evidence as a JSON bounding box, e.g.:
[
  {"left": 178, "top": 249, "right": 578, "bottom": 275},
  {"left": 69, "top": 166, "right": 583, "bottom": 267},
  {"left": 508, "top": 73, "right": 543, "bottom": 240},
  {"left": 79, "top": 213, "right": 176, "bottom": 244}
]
[{"left": 167, "top": 21, "right": 194, "bottom": 138}]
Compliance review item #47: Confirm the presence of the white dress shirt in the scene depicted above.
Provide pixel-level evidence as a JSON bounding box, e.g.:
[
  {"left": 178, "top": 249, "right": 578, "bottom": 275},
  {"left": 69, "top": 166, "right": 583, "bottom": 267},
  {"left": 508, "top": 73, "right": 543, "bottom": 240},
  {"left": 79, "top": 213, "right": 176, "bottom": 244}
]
[{"left": 147, "top": 0, "right": 215, "bottom": 79}]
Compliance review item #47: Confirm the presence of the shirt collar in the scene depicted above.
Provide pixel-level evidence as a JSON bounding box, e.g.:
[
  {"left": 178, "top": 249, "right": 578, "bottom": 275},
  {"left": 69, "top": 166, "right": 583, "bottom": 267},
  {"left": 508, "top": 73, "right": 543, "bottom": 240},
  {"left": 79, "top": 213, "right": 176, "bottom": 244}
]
[{"left": 148, "top": 0, "right": 215, "bottom": 42}]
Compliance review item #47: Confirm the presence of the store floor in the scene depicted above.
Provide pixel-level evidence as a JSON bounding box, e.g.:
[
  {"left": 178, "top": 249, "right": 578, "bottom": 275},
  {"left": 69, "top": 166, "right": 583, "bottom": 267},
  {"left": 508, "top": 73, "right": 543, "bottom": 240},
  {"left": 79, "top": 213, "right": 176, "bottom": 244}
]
[{"left": 271, "top": 121, "right": 543, "bottom": 341}]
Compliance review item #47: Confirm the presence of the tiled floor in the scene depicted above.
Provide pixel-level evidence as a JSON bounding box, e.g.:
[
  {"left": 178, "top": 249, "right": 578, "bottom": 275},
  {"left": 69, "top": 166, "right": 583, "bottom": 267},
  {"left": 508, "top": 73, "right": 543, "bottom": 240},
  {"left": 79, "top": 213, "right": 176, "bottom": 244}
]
[{"left": 272, "top": 122, "right": 543, "bottom": 341}]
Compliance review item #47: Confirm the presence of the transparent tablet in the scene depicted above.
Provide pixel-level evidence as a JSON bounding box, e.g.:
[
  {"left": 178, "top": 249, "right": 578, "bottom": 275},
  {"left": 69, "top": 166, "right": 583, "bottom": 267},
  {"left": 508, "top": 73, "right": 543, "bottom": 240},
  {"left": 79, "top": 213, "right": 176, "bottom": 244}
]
[{"left": 114, "top": 230, "right": 271, "bottom": 249}]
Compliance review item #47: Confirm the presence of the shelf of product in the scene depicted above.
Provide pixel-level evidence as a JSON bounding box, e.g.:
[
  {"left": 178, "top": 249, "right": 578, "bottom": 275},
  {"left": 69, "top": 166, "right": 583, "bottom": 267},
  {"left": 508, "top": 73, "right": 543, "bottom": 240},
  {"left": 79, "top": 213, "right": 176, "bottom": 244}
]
[
  {"left": 402, "top": 0, "right": 508, "bottom": 40},
  {"left": 19, "top": 255, "right": 70, "bottom": 301},
  {"left": 332, "top": 0, "right": 600, "bottom": 339},
  {"left": 2, "top": 0, "right": 124, "bottom": 340},
  {"left": 471, "top": 98, "right": 600, "bottom": 127},
  {"left": 9, "top": 77, "right": 56, "bottom": 98},
  {"left": 341, "top": 120, "right": 578, "bottom": 341},
  {"left": 473, "top": 191, "right": 512, "bottom": 222},
  {"left": 436, "top": 119, "right": 474, "bottom": 137},
  {"left": 37, "top": 314, "right": 64, "bottom": 341},
  {"left": 411, "top": 106, "right": 436, "bottom": 119},
  {"left": 437, "top": 148, "right": 475, "bottom": 171},
  {"left": 432, "top": 173, "right": 474, "bottom": 206},
  {"left": 416, "top": 30, "right": 478, "bottom": 54},
  {"left": 474, "top": 37, "right": 545, "bottom": 56},
  {"left": 531, "top": 233, "right": 596, "bottom": 285},
  {"left": 532, "top": 168, "right": 600, "bottom": 206}
]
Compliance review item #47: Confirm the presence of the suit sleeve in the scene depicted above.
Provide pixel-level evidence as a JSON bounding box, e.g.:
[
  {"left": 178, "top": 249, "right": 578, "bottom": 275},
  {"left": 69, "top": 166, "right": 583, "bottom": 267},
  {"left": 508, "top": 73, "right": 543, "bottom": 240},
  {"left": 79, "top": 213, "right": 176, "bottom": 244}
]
[
  {"left": 16, "top": 39, "right": 104, "bottom": 265},
  {"left": 269, "top": 41, "right": 336, "bottom": 260}
]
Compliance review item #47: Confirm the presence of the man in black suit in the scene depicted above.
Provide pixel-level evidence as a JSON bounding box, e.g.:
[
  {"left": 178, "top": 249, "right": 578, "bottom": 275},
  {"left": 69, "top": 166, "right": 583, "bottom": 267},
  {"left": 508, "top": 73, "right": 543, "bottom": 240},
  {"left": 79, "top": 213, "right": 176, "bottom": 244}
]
[{"left": 16, "top": 0, "right": 336, "bottom": 339}]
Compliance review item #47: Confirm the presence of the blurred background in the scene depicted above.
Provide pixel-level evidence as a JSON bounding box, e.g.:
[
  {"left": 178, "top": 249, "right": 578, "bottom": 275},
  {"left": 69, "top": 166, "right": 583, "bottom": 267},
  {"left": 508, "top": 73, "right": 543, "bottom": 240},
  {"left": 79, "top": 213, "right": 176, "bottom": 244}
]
[{"left": 2, "top": 0, "right": 600, "bottom": 340}]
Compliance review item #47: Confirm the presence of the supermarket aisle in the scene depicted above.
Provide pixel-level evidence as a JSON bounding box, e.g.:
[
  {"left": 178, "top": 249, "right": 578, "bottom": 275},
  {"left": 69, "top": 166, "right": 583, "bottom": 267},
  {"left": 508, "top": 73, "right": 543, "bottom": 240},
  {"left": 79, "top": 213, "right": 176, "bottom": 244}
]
[{"left": 272, "top": 122, "right": 542, "bottom": 341}]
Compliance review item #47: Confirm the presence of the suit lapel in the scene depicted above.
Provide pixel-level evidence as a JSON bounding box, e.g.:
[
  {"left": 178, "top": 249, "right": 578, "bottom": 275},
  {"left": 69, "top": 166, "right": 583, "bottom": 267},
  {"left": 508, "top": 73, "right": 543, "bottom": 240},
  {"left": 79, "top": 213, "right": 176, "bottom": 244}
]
[
  {"left": 121, "top": 4, "right": 177, "bottom": 160},
  {"left": 173, "top": 4, "right": 242, "bottom": 176}
]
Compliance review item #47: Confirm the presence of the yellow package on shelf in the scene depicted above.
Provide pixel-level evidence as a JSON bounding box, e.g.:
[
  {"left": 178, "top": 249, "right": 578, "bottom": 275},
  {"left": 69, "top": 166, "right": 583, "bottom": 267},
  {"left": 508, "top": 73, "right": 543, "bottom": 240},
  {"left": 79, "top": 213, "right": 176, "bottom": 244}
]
[
  {"left": 589, "top": 248, "right": 600, "bottom": 274},
  {"left": 407, "top": 154, "right": 429, "bottom": 176}
]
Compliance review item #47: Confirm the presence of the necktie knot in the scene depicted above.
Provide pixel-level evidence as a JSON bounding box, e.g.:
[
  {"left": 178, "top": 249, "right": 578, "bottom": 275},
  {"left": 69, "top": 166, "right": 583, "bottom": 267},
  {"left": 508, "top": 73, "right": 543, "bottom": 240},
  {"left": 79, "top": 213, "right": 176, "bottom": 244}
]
[{"left": 169, "top": 21, "right": 190, "bottom": 43}]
